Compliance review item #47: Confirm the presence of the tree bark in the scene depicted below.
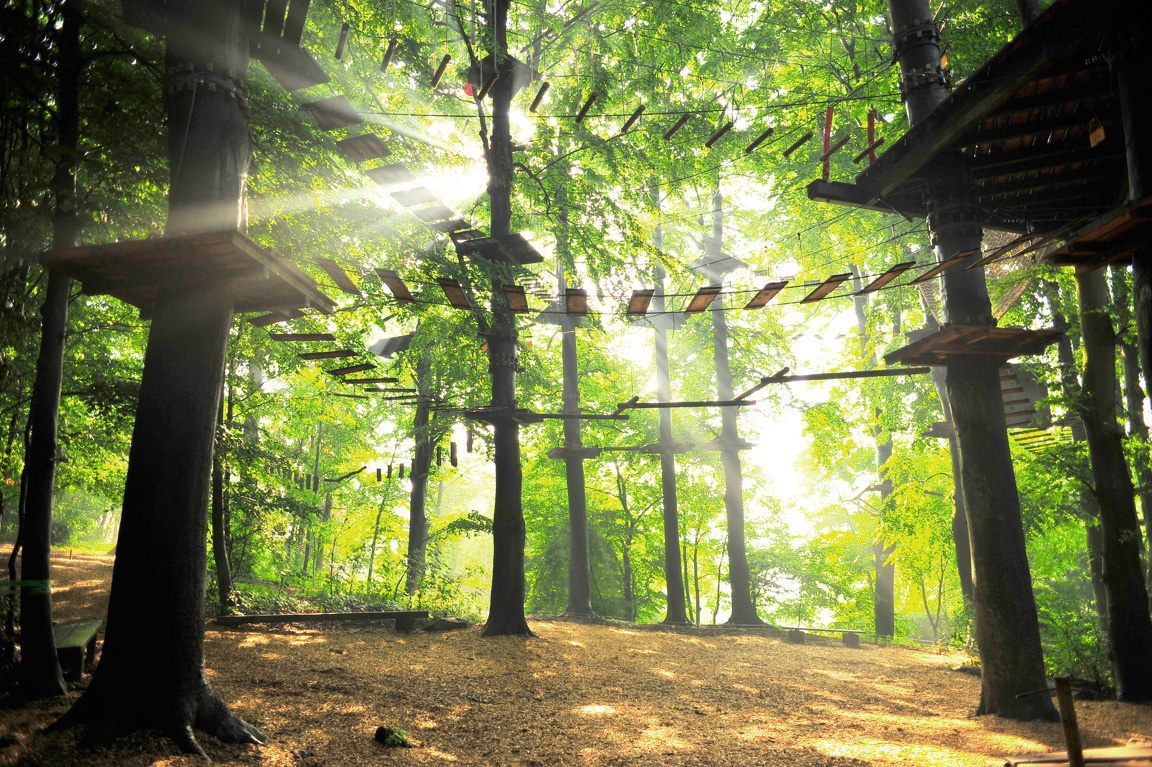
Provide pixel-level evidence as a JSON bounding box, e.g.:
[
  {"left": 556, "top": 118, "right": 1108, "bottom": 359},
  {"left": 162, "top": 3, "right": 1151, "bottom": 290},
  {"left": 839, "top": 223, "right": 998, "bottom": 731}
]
[
  {"left": 406, "top": 348, "right": 433, "bottom": 594},
  {"left": 651, "top": 183, "right": 687, "bottom": 625},
  {"left": 1086, "top": 520, "right": 1109, "bottom": 632},
  {"left": 886, "top": 0, "right": 1055, "bottom": 719},
  {"left": 1074, "top": 267, "right": 1152, "bottom": 701},
  {"left": 54, "top": 0, "right": 264, "bottom": 754},
  {"left": 211, "top": 404, "right": 235, "bottom": 612},
  {"left": 17, "top": 0, "right": 83, "bottom": 701},
  {"left": 481, "top": 0, "right": 530, "bottom": 637},
  {"left": 707, "top": 192, "right": 761, "bottom": 625}
]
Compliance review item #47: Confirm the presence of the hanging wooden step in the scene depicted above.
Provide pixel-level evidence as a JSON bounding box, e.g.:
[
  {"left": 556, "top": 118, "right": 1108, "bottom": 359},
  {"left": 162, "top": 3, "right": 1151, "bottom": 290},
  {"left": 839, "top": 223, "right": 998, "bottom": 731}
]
[
  {"left": 800, "top": 273, "right": 851, "bottom": 303},
  {"left": 336, "top": 134, "right": 391, "bottom": 163},
  {"left": 302, "top": 96, "right": 362, "bottom": 131},
  {"left": 269, "top": 332, "right": 336, "bottom": 341},
  {"left": 314, "top": 257, "right": 361, "bottom": 295},
  {"left": 376, "top": 269, "right": 415, "bottom": 303},
  {"left": 328, "top": 363, "right": 375, "bottom": 377},
  {"left": 298, "top": 350, "right": 356, "bottom": 360},
  {"left": 884, "top": 325, "right": 1063, "bottom": 366},
  {"left": 365, "top": 163, "right": 416, "bottom": 187},
  {"left": 261, "top": 46, "right": 329, "bottom": 91},
  {"left": 391, "top": 187, "right": 438, "bottom": 208},
  {"left": 412, "top": 205, "right": 455, "bottom": 223},
  {"left": 250, "top": 308, "right": 306, "bottom": 327},
  {"left": 429, "top": 219, "right": 471, "bottom": 235},
  {"left": 41, "top": 230, "right": 335, "bottom": 317}
]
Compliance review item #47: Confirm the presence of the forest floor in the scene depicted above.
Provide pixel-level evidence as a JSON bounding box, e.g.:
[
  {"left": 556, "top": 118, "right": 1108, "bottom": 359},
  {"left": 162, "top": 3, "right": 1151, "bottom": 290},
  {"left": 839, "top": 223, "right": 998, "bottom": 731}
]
[{"left": 2, "top": 553, "right": 1151, "bottom": 767}]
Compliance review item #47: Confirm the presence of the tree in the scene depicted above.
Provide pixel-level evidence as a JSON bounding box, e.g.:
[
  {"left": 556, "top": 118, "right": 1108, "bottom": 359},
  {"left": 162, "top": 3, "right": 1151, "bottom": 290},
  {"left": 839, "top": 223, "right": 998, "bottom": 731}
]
[{"left": 54, "top": 0, "right": 265, "bottom": 753}]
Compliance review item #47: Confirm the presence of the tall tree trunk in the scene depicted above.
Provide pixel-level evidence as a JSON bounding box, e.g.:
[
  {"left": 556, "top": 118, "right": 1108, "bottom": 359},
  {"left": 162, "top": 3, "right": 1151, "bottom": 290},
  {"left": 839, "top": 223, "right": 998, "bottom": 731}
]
[
  {"left": 1086, "top": 520, "right": 1109, "bottom": 632},
  {"left": 888, "top": 0, "right": 1055, "bottom": 720},
  {"left": 17, "top": 0, "right": 82, "bottom": 701},
  {"left": 406, "top": 347, "right": 432, "bottom": 594},
  {"left": 707, "top": 192, "right": 761, "bottom": 625},
  {"left": 554, "top": 184, "right": 594, "bottom": 617},
  {"left": 851, "top": 264, "right": 896, "bottom": 637},
  {"left": 54, "top": 1, "right": 264, "bottom": 753},
  {"left": 1110, "top": 265, "right": 1152, "bottom": 588},
  {"left": 211, "top": 403, "right": 235, "bottom": 612},
  {"left": 1074, "top": 267, "right": 1152, "bottom": 701},
  {"left": 650, "top": 184, "right": 688, "bottom": 625},
  {"left": 481, "top": 0, "right": 530, "bottom": 636}
]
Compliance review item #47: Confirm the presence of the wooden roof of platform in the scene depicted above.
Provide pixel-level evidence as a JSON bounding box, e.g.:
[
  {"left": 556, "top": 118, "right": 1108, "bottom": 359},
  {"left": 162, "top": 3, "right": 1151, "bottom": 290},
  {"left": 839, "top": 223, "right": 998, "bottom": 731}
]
[
  {"left": 807, "top": 0, "right": 1150, "bottom": 235},
  {"left": 1046, "top": 196, "right": 1152, "bottom": 271},
  {"left": 43, "top": 230, "right": 336, "bottom": 317},
  {"left": 884, "top": 325, "right": 1062, "bottom": 366}
]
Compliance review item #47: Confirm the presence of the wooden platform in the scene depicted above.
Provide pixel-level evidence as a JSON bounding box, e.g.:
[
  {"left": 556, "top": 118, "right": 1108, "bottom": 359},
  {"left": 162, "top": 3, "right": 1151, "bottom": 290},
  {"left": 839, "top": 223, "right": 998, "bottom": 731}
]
[
  {"left": 884, "top": 325, "right": 1062, "bottom": 366},
  {"left": 42, "top": 230, "right": 336, "bottom": 316},
  {"left": 301, "top": 96, "right": 362, "bottom": 131},
  {"left": 454, "top": 232, "right": 544, "bottom": 265},
  {"left": 1047, "top": 196, "right": 1152, "bottom": 272}
]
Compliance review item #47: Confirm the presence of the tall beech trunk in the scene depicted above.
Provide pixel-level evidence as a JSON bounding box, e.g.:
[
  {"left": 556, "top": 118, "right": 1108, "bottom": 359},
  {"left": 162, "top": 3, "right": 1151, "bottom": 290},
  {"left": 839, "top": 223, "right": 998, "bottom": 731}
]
[
  {"left": 927, "top": 355, "right": 975, "bottom": 605},
  {"left": 481, "top": 0, "right": 530, "bottom": 636},
  {"left": 211, "top": 403, "right": 235, "bottom": 611},
  {"left": 17, "top": 0, "right": 82, "bottom": 701},
  {"left": 707, "top": 192, "right": 761, "bottom": 625},
  {"left": 1086, "top": 520, "right": 1109, "bottom": 632},
  {"left": 54, "top": 1, "right": 264, "bottom": 753},
  {"left": 1109, "top": 265, "right": 1152, "bottom": 587},
  {"left": 1074, "top": 267, "right": 1152, "bottom": 701},
  {"left": 851, "top": 264, "right": 896, "bottom": 636},
  {"left": 559, "top": 263, "right": 594, "bottom": 617},
  {"left": 651, "top": 184, "right": 688, "bottom": 625},
  {"left": 406, "top": 347, "right": 433, "bottom": 594},
  {"left": 889, "top": 0, "right": 1054, "bottom": 720}
]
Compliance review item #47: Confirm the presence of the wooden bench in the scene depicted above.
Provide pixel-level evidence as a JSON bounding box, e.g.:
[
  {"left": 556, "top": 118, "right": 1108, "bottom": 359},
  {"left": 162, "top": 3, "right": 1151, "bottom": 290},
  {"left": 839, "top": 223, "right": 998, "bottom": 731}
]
[
  {"left": 781, "top": 626, "right": 864, "bottom": 647},
  {"left": 53, "top": 620, "right": 101, "bottom": 682},
  {"left": 213, "top": 610, "right": 430, "bottom": 632}
]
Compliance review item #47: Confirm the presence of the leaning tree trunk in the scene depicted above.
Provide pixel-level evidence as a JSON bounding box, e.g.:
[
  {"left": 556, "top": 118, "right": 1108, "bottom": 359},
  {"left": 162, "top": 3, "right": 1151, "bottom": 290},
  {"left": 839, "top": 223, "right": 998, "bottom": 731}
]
[
  {"left": 888, "top": 0, "right": 1055, "bottom": 720},
  {"left": 481, "top": 0, "right": 530, "bottom": 636},
  {"left": 53, "top": 1, "right": 265, "bottom": 754},
  {"left": 17, "top": 0, "right": 82, "bottom": 701},
  {"left": 406, "top": 346, "right": 433, "bottom": 595},
  {"left": 1074, "top": 267, "right": 1152, "bottom": 701},
  {"left": 707, "top": 192, "right": 761, "bottom": 625}
]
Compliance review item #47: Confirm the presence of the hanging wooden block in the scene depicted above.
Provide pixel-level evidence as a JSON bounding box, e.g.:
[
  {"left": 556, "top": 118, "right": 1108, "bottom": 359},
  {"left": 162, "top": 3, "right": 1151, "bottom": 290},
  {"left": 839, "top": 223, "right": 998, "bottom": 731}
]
[
  {"left": 345, "top": 377, "right": 400, "bottom": 384},
  {"left": 335, "top": 22, "right": 350, "bottom": 59},
  {"left": 477, "top": 69, "right": 499, "bottom": 100},
  {"left": 911, "top": 249, "right": 979, "bottom": 284},
  {"left": 437, "top": 278, "right": 472, "bottom": 309},
  {"left": 376, "top": 467, "right": 382, "bottom": 481},
  {"left": 744, "top": 281, "right": 787, "bottom": 310},
  {"left": 819, "top": 135, "right": 851, "bottom": 164},
  {"left": 430, "top": 54, "right": 451, "bottom": 89},
  {"left": 387, "top": 464, "right": 393, "bottom": 479},
  {"left": 436, "top": 445, "right": 443, "bottom": 466},
  {"left": 467, "top": 427, "right": 474, "bottom": 453},
  {"left": 684, "top": 285, "right": 721, "bottom": 313},
  {"left": 744, "top": 126, "right": 774, "bottom": 154},
  {"left": 783, "top": 130, "right": 813, "bottom": 158},
  {"left": 626, "top": 289, "right": 654, "bottom": 316},
  {"left": 704, "top": 121, "right": 734, "bottom": 148},
  {"left": 298, "top": 349, "right": 357, "bottom": 360},
  {"left": 376, "top": 268, "right": 415, "bottom": 303},
  {"left": 269, "top": 332, "right": 336, "bottom": 342},
  {"left": 502, "top": 285, "right": 531, "bottom": 313},
  {"left": 365, "top": 163, "right": 416, "bottom": 186},
  {"left": 663, "top": 114, "right": 690, "bottom": 141},
  {"left": 381, "top": 37, "right": 398, "bottom": 73},
  {"left": 529, "top": 81, "right": 550, "bottom": 113},
  {"left": 565, "top": 288, "right": 588, "bottom": 316},
  {"left": 852, "top": 137, "right": 885, "bottom": 164},
  {"left": 620, "top": 105, "right": 645, "bottom": 133},
  {"left": 800, "top": 273, "right": 852, "bottom": 303},
  {"left": 574, "top": 92, "right": 598, "bottom": 125},
  {"left": 336, "top": 134, "right": 391, "bottom": 163},
  {"left": 398, "top": 464, "right": 405, "bottom": 480},
  {"left": 315, "top": 257, "right": 362, "bottom": 295},
  {"left": 328, "top": 362, "right": 375, "bottom": 376},
  {"left": 856, "top": 261, "right": 915, "bottom": 294},
  {"left": 301, "top": 96, "right": 363, "bottom": 131},
  {"left": 450, "top": 441, "right": 458, "bottom": 467}
]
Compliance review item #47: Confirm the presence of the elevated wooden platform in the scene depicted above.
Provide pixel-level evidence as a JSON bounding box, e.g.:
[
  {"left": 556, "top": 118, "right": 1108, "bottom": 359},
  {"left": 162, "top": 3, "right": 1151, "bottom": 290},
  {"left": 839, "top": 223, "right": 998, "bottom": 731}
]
[
  {"left": 1047, "top": 196, "right": 1152, "bottom": 271},
  {"left": 454, "top": 232, "right": 544, "bottom": 265},
  {"left": 43, "top": 230, "right": 335, "bottom": 316},
  {"left": 884, "top": 325, "right": 1062, "bottom": 366}
]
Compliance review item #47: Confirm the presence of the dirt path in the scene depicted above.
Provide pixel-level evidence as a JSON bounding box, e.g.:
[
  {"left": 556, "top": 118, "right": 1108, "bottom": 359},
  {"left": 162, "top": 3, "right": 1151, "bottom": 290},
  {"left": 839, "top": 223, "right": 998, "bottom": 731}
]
[{"left": 2, "top": 554, "right": 1149, "bottom": 766}]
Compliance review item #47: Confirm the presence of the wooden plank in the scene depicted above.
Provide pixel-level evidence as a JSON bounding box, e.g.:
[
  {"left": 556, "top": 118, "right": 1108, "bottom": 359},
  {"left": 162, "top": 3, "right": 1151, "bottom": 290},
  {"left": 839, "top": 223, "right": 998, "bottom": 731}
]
[
  {"left": 298, "top": 350, "right": 356, "bottom": 360},
  {"left": 269, "top": 332, "right": 335, "bottom": 342},
  {"left": 52, "top": 620, "right": 100, "bottom": 649},
  {"left": 412, "top": 204, "right": 455, "bottom": 223},
  {"left": 281, "top": 0, "right": 311, "bottom": 46},
  {"left": 328, "top": 363, "right": 375, "bottom": 376},
  {"left": 365, "top": 163, "right": 416, "bottom": 187},
  {"left": 314, "top": 257, "right": 361, "bottom": 295},
  {"left": 391, "top": 187, "right": 438, "bottom": 208},
  {"left": 856, "top": 262, "right": 916, "bottom": 294},
  {"left": 301, "top": 96, "right": 362, "bottom": 131},
  {"left": 249, "top": 309, "right": 305, "bottom": 327},
  {"left": 336, "top": 133, "right": 390, "bottom": 163},
  {"left": 801, "top": 273, "right": 851, "bottom": 303}
]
